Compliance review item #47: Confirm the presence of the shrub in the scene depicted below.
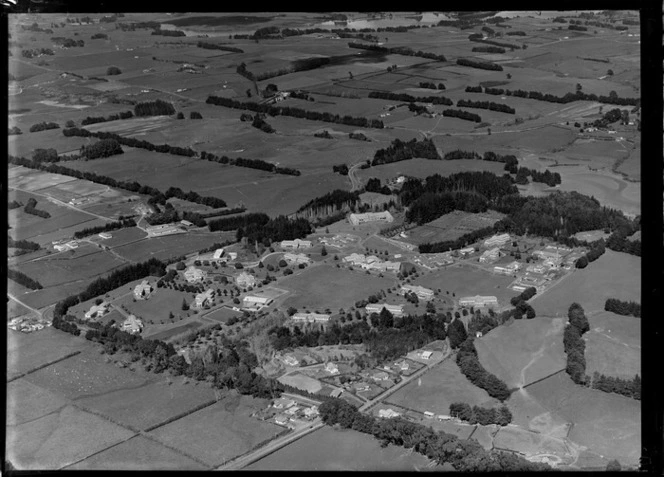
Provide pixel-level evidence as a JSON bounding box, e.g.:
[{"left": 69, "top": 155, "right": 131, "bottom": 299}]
[{"left": 107, "top": 66, "right": 122, "bottom": 75}]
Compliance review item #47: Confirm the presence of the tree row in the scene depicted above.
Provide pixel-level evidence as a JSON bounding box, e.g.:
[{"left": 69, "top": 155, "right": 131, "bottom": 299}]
[{"left": 466, "top": 85, "right": 639, "bottom": 106}]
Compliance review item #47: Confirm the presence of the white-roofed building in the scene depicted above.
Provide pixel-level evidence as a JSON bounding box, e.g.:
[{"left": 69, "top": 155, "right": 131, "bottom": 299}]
[
  {"left": 483, "top": 233, "right": 511, "bottom": 248},
  {"left": 365, "top": 303, "right": 404, "bottom": 317},
  {"left": 121, "top": 314, "right": 143, "bottom": 334},
  {"left": 194, "top": 289, "right": 214, "bottom": 308},
  {"left": 85, "top": 302, "right": 110, "bottom": 320},
  {"left": 401, "top": 285, "right": 434, "bottom": 300},
  {"left": 184, "top": 266, "right": 206, "bottom": 283},
  {"left": 325, "top": 362, "right": 339, "bottom": 374},
  {"left": 242, "top": 295, "right": 273, "bottom": 310},
  {"left": 378, "top": 408, "right": 401, "bottom": 419},
  {"left": 284, "top": 252, "right": 311, "bottom": 265},
  {"left": 418, "top": 350, "right": 433, "bottom": 360},
  {"left": 212, "top": 248, "right": 225, "bottom": 260},
  {"left": 236, "top": 272, "right": 256, "bottom": 288},
  {"left": 273, "top": 397, "right": 296, "bottom": 409},
  {"left": 479, "top": 247, "right": 501, "bottom": 263},
  {"left": 292, "top": 312, "right": 330, "bottom": 323},
  {"left": 348, "top": 211, "right": 394, "bottom": 226},
  {"left": 280, "top": 239, "right": 312, "bottom": 250},
  {"left": 458, "top": 295, "right": 498, "bottom": 308},
  {"left": 98, "top": 232, "right": 112, "bottom": 239},
  {"left": 459, "top": 247, "right": 475, "bottom": 256},
  {"left": 283, "top": 355, "right": 299, "bottom": 367},
  {"left": 133, "top": 280, "right": 153, "bottom": 300}
]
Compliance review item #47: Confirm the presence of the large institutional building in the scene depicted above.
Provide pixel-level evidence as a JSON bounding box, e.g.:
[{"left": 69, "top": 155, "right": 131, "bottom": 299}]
[
  {"left": 348, "top": 211, "right": 394, "bottom": 226},
  {"left": 458, "top": 295, "right": 498, "bottom": 308}
]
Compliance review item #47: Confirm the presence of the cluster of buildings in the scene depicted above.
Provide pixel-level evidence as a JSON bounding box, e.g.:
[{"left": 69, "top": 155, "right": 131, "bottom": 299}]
[
  {"left": 283, "top": 252, "right": 311, "bottom": 265},
  {"left": 242, "top": 295, "right": 273, "bottom": 311},
  {"left": 235, "top": 272, "right": 256, "bottom": 288},
  {"left": 400, "top": 284, "right": 434, "bottom": 300},
  {"left": 348, "top": 211, "right": 394, "bottom": 226},
  {"left": 458, "top": 295, "right": 498, "bottom": 308},
  {"left": 271, "top": 397, "right": 319, "bottom": 427},
  {"left": 280, "top": 238, "right": 312, "bottom": 250},
  {"left": 479, "top": 247, "right": 502, "bottom": 263},
  {"left": 411, "top": 252, "right": 453, "bottom": 270},
  {"left": 343, "top": 253, "right": 400, "bottom": 273},
  {"left": 325, "top": 362, "right": 339, "bottom": 374},
  {"left": 133, "top": 280, "right": 153, "bottom": 300},
  {"left": 493, "top": 261, "right": 522, "bottom": 276},
  {"left": 184, "top": 266, "right": 207, "bottom": 283},
  {"left": 120, "top": 314, "right": 143, "bottom": 334},
  {"left": 85, "top": 301, "right": 111, "bottom": 320},
  {"left": 292, "top": 312, "right": 330, "bottom": 323},
  {"left": 378, "top": 408, "right": 402, "bottom": 419},
  {"left": 8, "top": 317, "right": 50, "bottom": 333},
  {"left": 365, "top": 303, "right": 404, "bottom": 317},
  {"left": 194, "top": 289, "right": 214, "bottom": 308}
]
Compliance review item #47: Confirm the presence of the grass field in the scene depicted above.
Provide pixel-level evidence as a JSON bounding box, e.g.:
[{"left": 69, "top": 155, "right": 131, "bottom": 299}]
[
  {"left": 144, "top": 322, "right": 203, "bottom": 341},
  {"left": 527, "top": 371, "right": 640, "bottom": 468},
  {"left": 280, "top": 264, "right": 396, "bottom": 312},
  {"left": 7, "top": 297, "right": 33, "bottom": 319},
  {"left": 6, "top": 404, "right": 136, "bottom": 470},
  {"left": 112, "top": 232, "right": 229, "bottom": 262},
  {"left": 7, "top": 328, "right": 93, "bottom": 381},
  {"left": 246, "top": 426, "right": 437, "bottom": 471},
  {"left": 474, "top": 317, "right": 567, "bottom": 389},
  {"left": 356, "top": 158, "right": 506, "bottom": 183},
  {"left": 493, "top": 426, "right": 574, "bottom": 464},
  {"left": 278, "top": 372, "right": 323, "bottom": 393},
  {"left": 412, "top": 264, "right": 520, "bottom": 305},
  {"left": 66, "top": 435, "right": 207, "bottom": 470},
  {"left": 530, "top": 250, "right": 640, "bottom": 316},
  {"left": 585, "top": 311, "right": 640, "bottom": 379},
  {"left": 386, "top": 358, "right": 500, "bottom": 415},
  {"left": 6, "top": 379, "right": 70, "bottom": 426},
  {"left": 403, "top": 210, "right": 506, "bottom": 245},
  {"left": 148, "top": 392, "right": 282, "bottom": 467}
]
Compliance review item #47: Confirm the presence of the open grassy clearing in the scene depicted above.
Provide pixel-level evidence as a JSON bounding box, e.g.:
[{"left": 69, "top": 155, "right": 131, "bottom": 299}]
[
  {"left": 616, "top": 145, "right": 640, "bottom": 181},
  {"left": 530, "top": 250, "right": 640, "bottom": 316},
  {"left": 584, "top": 311, "right": 640, "bottom": 379},
  {"left": 9, "top": 166, "right": 78, "bottom": 191},
  {"left": 6, "top": 404, "right": 136, "bottom": 470},
  {"left": 87, "top": 226, "right": 148, "bottom": 248},
  {"left": 7, "top": 328, "right": 94, "bottom": 382},
  {"left": 247, "top": 426, "right": 437, "bottom": 471},
  {"left": 278, "top": 373, "right": 323, "bottom": 393},
  {"left": 403, "top": 210, "right": 506, "bottom": 246},
  {"left": 386, "top": 358, "right": 500, "bottom": 415},
  {"left": 528, "top": 372, "right": 640, "bottom": 468},
  {"left": 66, "top": 435, "right": 206, "bottom": 470},
  {"left": 148, "top": 392, "right": 282, "bottom": 467},
  {"left": 145, "top": 321, "right": 204, "bottom": 341},
  {"left": 279, "top": 264, "right": 396, "bottom": 312},
  {"left": 114, "top": 287, "right": 204, "bottom": 326},
  {"left": 112, "top": 231, "right": 234, "bottom": 262},
  {"left": 6, "top": 379, "right": 70, "bottom": 426},
  {"left": 474, "top": 317, "right": 567, "bottom": 389},
  {"left": 9, "top": 129, "right": 95, "bottom": 157},
  {"left": 7, "top": 297, "right": 34, "bottom": 319},
  {"left": 412, "top": 264, "right": 520, "bottom": 305}
]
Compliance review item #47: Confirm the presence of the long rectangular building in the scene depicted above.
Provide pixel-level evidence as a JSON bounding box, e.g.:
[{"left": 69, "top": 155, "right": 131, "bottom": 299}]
[
  {"left": 292, "top": 312, "right": 330, "bottom": 323},
  {"left": 365, "top": 303, "right": 404, "bottom": 317},
  {"left": 458, "top": 295, "right": 498, "bottom": 308},
  {"left": 348, "top": 211, "right": 394, "bottom": 226}
]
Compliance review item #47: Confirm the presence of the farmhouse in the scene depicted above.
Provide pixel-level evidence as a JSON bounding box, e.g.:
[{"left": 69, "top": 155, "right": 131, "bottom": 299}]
[
  {"left": 273, "top": 397, "right": 296, "bottom": 409},
  {"left": 275, "top": 414, "right": 289, "bottom": 426},
  {"left": 236, "top": 272, "right": 256, "bottom": 288},
  {"left": 284, "top": 252, "right": 312, "bottom": 265},
  {"left": 242, "top": 295, "right": 273, "bottom": 310},
  {"left": 227, "top": 252, "right": 238, "bottom": 260},
  {"left": 395, "top": 360, "right": 409, "bottom": 371},
  {"left": 348, "top": 211, "right": 394, "bottom": 226},
  {"left": 479, "top": 247, "right": 501, "bottom": 263},
  {"left": 303, "top": 406, "right": 319, "bottom": 418},
  {"left": 184, "top": 266, "right": 206, "bottom": 283},
  {"left": 121, "top": 314, "right": 143, "bottom": 334},
  {"left": 330, "top": 388, "right": 343, "bottom": 398},
  {"left": 418, "top": 350, "right": 433, "bottom": 360},
  {"left": 458, "top": 295, "right": 498, "bottom": 308},
  {"left": 401, "top": 284, "right": 434, "bottom": 300},
  {"left": 133, "top": 279, "right": 153, "bottom": 300},
  {"left": 284, "top": 405, "right": 300, "bottom": 416},
  {"left": 459, "top": 247, "right": 475, "bottom": 256},
  {"left": 292, "top": 312, "right": 330, "bottom": 323},
  {"left": 372, "top": 371, "right": 389, "bottom": 381},
  {"left": 325, "top": 362, "right": 339, "bottom": 374},
  {"left": 283, "top": 355, "right": 299, "bottom": 367},
  {"left": 378, "top": 408, "right": 401, "bottom": 419},
  {"left": 365, "top": 303, "right": 404, "bottom": 317},
  {"left": 280, "top": 238, "right": 312, "bottom": 250},
  {"left": 437, "top": 414, "right": 452, "bottom": 421},
  {"left": 85, "top": 302, "right": 110, "bottom": 320},
  {"left": 194, "top": 289, "right": 214, "bottom": 308},
  {"left": 354, "top": 382, "right": 370, "bottom": 392},
  {"left": 98, "top": 232, "right": 112, "bottom": 239},
  {"left": 54, "top": 244, "right": 70, "bottom": 252},
  {"left": 484, "top": 233, "right": 511, "bottom": 248},
  {"left": 212, "top": 248, "right": 225, "bottom": 260}
]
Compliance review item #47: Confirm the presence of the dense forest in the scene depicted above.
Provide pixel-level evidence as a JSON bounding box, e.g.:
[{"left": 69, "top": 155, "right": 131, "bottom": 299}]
[
  {"left": 456, "top": 99, "right": 515, "bottom": 114},
  {"left": 237, "top": 215, "right": 312, "bottom": 246},
  {"left": 134, "top": 99, "right": 176, "bottom": 117},
  {"left": 591, "top": 371, "right": 641, "bottom": 400},
  {"left": 449, "top": 402, "right": 513, "bottom": 426},
  {"left": 296, "top": 189, "right": 359, "bottom": 218},
  {"left": 73, "top": 217, "right": 136, "bottom": 239},
  {"left": 8, "top": 268, "right": 43, "bottom": 290},
  {"left": 8, "top": 236, "right": 41, "bottom": 251},
  {"left": 80, "top": 139, "right": 124, "bottom": 159},
  {"left": 406, "top": 192, "right": 489, "bottom": 224},
  {"left": 151, "top": 28, "right": 186, "bottom": 36},
  {"left": 207, "top": 213, "right": 270, "bottom": 232},
  {"left": 442, "top": 108, "right": 482, "bottom": 122},
  {"left": 347, "top": 41, "right": 448, "bottom": 61},
  {"left": 317, "top": 398, "right": 548, "bottom": 471},
  {"left": 372, "top": 138, "right": 440, "bottom": 166},
  {"left": 367, "top": 90, "right": 453, "bottom": 106},
  {"left": 206, "top": 95, "right": 384, "bottom": 129},
  {"left": 604, "top": 298, "right": 641, "bottom": 317},
  {"left": 468, "top": 85, "right": 639, "bottom": 106},
  {"left": 196, "top": 41, "right": 243, "bottom": 53},
  {"left": 24, "top": 197, "right": 51, "bottom": 218},
  {"left": 8, "top": 126, "right": 22, "bottom": 136},
  {"left": 364, "top": 178, "right": 392, "bottom": 195},
  {"left": 29, "top": 121, "right": 59, "bottom": 133},
  {"left": 468, "top": 36, "right": 522, "bottom": 50},
  {"left": 471, "top": 46, "right": 506, "bottom": 53},
  {"left": 514, "top": 167, "right": 562, "bottom": 187},
  {"left": 81, "top": 110, "right": 133, "bottom": 125},
  {"left": 563, "top": 303, "right": 590, "bottom": 385},
  {"left": 456, "top": 58, "right": 503, "bottom": 71},
  {"left": 575, "top": 239, "right": 605, "bottom": 268}
]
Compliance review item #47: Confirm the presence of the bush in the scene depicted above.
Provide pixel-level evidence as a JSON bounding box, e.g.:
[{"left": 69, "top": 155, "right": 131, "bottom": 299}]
[
  {"left": 107, "top": 66, "right": 122, "bottom": 75},
  {"left": 190, "top": 111, "right": 203, "bottom": 119},
  {"left": 81, "top": 139, "right": 123, "bottom": 159}
]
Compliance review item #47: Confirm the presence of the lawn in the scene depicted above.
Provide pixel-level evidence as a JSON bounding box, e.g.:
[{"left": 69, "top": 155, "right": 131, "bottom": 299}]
[
  {"left": 66, "top": 435, "right": 207, "bottom": 470},
  {"left": 584, "top": 311, "right": 640, "bottom": 379},
  {"left": 527, "top": 371, "right": 641, "bottom": 468},
  {"left": 530, "top": 250, "right": 640, "bottom": 316},
  {"left": 386, "top": 358, "right": 500, "bottom": 415},
  {"left": 6, "top": 404, "right": 136, "bottom": 470},
  {"left": 280, "top": 264, "right": 396, "bottom": 312},
  {"left": 246, "top": 426, "right": 437, "bottom": 471},
  {"left": 474, "top": 317, "right": 567, "bottom": 389},
  {"left": 148, "top": 392, "right": 283, "bottom": 467},
  {"left": 7, "top": 327, "right": 93, "bottom": 381},
  {"left": 112, "top": 232, "right": 229, "bottom": 262},
  {"left": 145, "top": 322, "right": 203, "bottom": 341},
  {"left": 115, "top": 287, "right": 199, "bottom": 325},
  {"left": 278, "top": 372, "right": 323, "bottom": 393},
  {"left": 412, "top": 264, "right": 520, "bottom": 306}
]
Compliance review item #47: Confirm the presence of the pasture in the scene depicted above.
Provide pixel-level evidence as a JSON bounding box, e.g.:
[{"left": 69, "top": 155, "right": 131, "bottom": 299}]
[
  {"left": 280, "top": 264, "right": 396, "bottom": 312},
  {"left": 584, "top": 311, "right": 640, "bottom": 379},
  {"left": 66, "top": 435, "right": 206, "bottom": 470},
  {"left": 148, "top": 392, "right": 283, "bottom": 467},
  {"left": 278, "top": 372, "right": 323, "bottom": 393},
  {"left": 528, "top": 372, "right": 641, "bottom": 468},
  {"left": 403, "top": 210, "right": 506, "bottom": 245},
  {"left": 246, "top": 426, "right": 436, "bottom": 471},
  {"left": 386, "top": 358, "right": 500, "bottom": 415},
  {"left": 112, "top": 232, "right": 228, "bottom": 262},
  {"left": 412, "top": 264, "right": 520, "bottom": 305},
  {"left": 474, "top": 317, "right": 567, "bottom": 389},
  {"left": 6, "top": 379, "right": 69, "bottom": 426},
  {"left": 530, "top": 250, "right": 640, "bottom": 316}
]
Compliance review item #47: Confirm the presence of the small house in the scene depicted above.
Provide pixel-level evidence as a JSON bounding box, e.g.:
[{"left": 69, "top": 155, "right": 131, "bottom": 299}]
[{"left": 325, "top": 362, "right": 339, "bottom": 374}]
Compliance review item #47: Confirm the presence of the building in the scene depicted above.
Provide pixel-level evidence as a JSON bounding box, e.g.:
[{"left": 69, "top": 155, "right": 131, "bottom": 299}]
[
  {"left": 325, "top": 362, "right": 339, "bottom": 374},
  {"left": 194, "top": 289, "right": 214, "bottom": 308},
  {"left": 212, "top": 248, "right": 225, "bottom": 260},
  {"left": 280, "top": 238, "right": 312, "bottom": 250},
  {"left": 330, "top": 388, "right": 343, "bottom": 398},
  {"left": 484, "top": 233, "right": 511, "bottom": 248},
  {"left": 354, "top": 382, "right": 370, "bottom": 392},
  {"left": 479, "top": 247, "right": 501, "bottom": 263},
  {"left": 303, "top": 406, "right": 319, "bottom": 418},
  {"left": 424, "top": 411, "right": 435, "bottom": 418},
  {"left": 395, "top": 360, "right": 409, "bottom": 371},
  {"left": 284, "top": 405, "right": 300, "bottom": 416},
  {"left": 378, "top": 408, "right": 401, "bottom": 419},
  {"left": 275, "top": 414, "right": 289, "bottom": 425},
  {"left": 494, "top": 262, "right": 521, "bottom": 275},
  {"left": 418, "top": 350, "right": 433, "bottom": 360},
  {"left": 348, "top": 211, "right": 394, "bottom": 226},
  {"left": 133, "top": 280, "right": 152, "bottom": 300},
  {"left": 180, "top": 220, "right": 193, "bottom": 227},
  {"left": 534, "top": 250, "right": 562, "bottom": 261},
  {"left": 236, "top": 272, "right": 256, "bottom": 288},
  {"left": 284, "top": 252, "right": 311, "bottom": 265},
  {"left": 242, "top": 295, "right": 273, "bottom": 310},
  {"left": 227, "top": 252, "right": 237, "bottom": 260},
  {"left": 401, "top": 285, "right": 434, "bottom": 300},
  {"left": 458, "top": 295, "right": 498, "bottom": 308},
  {"left": 98, "top": 232, "right": 112, "bottom": 239},
  {"left": 54, "top": 244, "right": 69, "bottom": 252},
  {"left": 292, "top": 312, "right": 330, "bottom": 323},
  {"left": 283, "top": 355, "right": 299, "bottom": 367},
  {"left": 372, "top": 371, "right": 389, "bottom": 381},
  {"left": 273, "top": 397, "right": 296, "bottom": 409},
  {"left": 343, "top": 253, "right": 367, "bottom": 264},
  {"left": 365, "top": 303, "right": 404, "bottom": 317},
  {"left": 121, "top": 315, "right": 143, "bottom": 334},
  {"left": 85, "top": 302, "right": 110, "bottom": 320},
  {"left": 459, "top": 247, "right": 475, "bottom": 256},
  {"left": 526, "top": 264, "right": 546, "bottom": 274},
  {"left": 437, "top": 414, "right": 452, "bottom": 421},
  {"left": 184, "top": 266, "right": 206, "bottom": 283}
]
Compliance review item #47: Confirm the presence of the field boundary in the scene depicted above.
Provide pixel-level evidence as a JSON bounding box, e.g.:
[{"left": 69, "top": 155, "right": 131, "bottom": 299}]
[
  {"left": 522, "top": 368, "right": 566, "bottom": 390},
  {"left": 141, "top": 432, "right": 212, "bottom": 468},
  {"left": 60, "top": 433, "right": 137, "bottom": 470},
  {"left": 143, "top": 398, "right": 219, "bottom": 432},
  {"left": 216, "top": 427, "right": 292, "bottom": 467},
  {"left": 7, "top": 350, "right": 82, "bottom": 383}
]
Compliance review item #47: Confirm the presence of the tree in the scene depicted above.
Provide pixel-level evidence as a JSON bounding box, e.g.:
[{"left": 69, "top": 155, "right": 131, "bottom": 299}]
[
  {"left": 576, "top": 83, "right": 582, "bottom": 92},
  {"left": 278, "top": 259, "right": 287, "bottom": 268},
  {"left": 568, "top": 303, "right": 589, "bottom": 334},
  {"left": 607, "top": 69, "right": 614, "bottom": 76},
  {"left": 190, "top": 111, "right": 203, "bottom": 119},
  {"left": 447, "top": 319, "right": 468, "bottom": 349},
  {"left": 606, "top": 460, "right": 621, "bottom": 471},
  {"left": 321, "top": 245, "right": 328, "bottom": 256},
  {"left": 506, "top": 73, "right": 512, "bottom": 79},
  {"left": 107, "top": 66, "right": 122, "bottom": 75},
  {"left": 181, "top": 299, "right": 189, "bottom": 311},
  {"left": 246, "top": 89, "right": 252, "bottom": 98},
  {"left": 176, "top": 112, "right": 185, "bottom": 119}
]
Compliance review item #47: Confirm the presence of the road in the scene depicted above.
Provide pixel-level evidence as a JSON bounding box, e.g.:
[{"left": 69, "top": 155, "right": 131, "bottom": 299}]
[
  {"left": 7, "top": 292, "right": 44, "bottom": 319},
  {"left": 9, "top": 185, "right": 115, "bottom": 222},
  {"left": 348, "top": 161, "right": 366, "bottom": 191}
]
